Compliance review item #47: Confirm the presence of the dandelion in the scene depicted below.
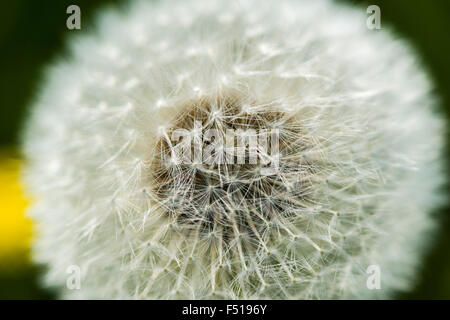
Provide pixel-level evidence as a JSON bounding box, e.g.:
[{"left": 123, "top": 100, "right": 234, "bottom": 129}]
[
  {"left": 23, "top": 0, "right": 444, "bottom": 299},
  {"left": 0, "top": 153, "right": 32, "bottom": 269}
]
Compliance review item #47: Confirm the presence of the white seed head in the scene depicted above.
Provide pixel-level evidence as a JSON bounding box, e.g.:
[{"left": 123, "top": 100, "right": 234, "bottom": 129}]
[{"left": 23, "top": 0, "right": 444, "bottom": 299}]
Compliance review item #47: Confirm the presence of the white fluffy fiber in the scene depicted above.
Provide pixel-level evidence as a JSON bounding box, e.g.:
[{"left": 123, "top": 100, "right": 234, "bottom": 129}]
[{"left": 23, "top": 0, "right": 444, "bottom": 299}]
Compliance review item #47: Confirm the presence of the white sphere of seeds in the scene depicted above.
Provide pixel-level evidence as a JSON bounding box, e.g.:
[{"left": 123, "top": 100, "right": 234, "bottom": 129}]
[{"left": 23, "top": 0, "right": 444, "bottom": 299}]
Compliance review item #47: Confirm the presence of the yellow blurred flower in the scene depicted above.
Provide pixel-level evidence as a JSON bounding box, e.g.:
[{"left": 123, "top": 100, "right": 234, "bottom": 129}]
[{"left": 0, "top": 152, "right": 32, "bottom": 269}]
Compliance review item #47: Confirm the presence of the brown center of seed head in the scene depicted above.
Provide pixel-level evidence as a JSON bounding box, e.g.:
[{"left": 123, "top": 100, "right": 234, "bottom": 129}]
[{"left": 150, "top": 94, "right": 316, "bottom": 244}]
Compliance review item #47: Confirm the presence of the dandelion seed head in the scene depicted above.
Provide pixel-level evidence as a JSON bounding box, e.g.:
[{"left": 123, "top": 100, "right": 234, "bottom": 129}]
[{"left": 23, "top": 0, "right": 444, "bottom": 299}]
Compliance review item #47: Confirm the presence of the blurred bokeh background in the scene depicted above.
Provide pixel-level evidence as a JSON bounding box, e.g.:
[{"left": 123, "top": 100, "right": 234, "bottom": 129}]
[{"left": 0, "top": 0, "right": 449, "bottom": 299}]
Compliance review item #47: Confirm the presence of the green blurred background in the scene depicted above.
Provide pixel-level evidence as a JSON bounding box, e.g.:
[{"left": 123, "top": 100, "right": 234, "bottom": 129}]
[{"left": 0, "top": 0, "right": 449, "bottom": 299}]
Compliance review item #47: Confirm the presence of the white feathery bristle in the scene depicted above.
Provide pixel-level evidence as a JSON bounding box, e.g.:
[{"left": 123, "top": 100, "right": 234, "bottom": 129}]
[{"left": 23, "top": 0, "right": 444, "bottom": 299}]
